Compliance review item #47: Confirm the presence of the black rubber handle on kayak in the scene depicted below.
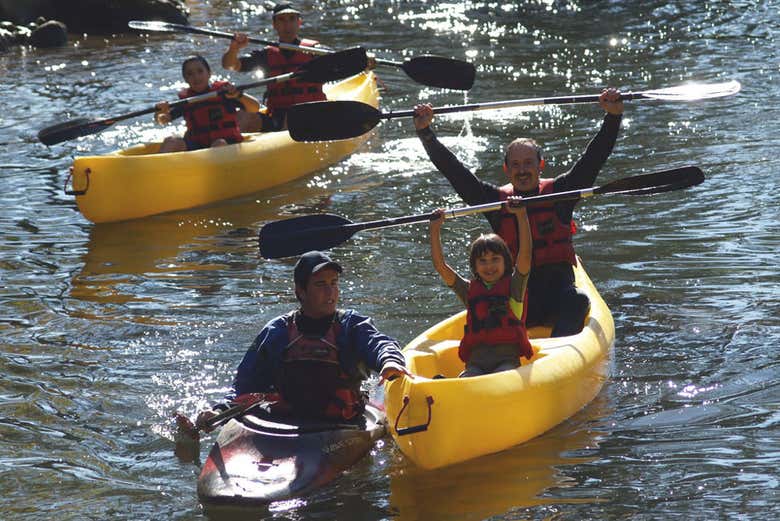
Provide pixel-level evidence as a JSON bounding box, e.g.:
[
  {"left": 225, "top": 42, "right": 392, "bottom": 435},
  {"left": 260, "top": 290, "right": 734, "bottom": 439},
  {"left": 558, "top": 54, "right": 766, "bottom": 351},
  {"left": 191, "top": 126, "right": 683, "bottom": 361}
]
[{"left": 394, "top": 395, "right": 434, "bottom": 436}]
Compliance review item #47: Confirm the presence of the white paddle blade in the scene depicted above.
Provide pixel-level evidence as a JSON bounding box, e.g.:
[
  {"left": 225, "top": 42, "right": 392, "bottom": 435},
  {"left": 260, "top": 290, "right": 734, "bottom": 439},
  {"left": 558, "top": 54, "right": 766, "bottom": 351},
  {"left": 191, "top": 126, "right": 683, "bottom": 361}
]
[
  {"left": 642, "top": 80, "right": 741, "bottom": 101},
  {"left": 128, "top": 20, "right": 179, "bottom": 33}
]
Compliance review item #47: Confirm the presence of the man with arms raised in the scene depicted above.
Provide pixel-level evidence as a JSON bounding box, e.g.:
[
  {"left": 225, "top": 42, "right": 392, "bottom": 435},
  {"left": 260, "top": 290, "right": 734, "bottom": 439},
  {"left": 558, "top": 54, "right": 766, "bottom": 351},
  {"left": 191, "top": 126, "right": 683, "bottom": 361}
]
[{"left": 413, "top": 90, "right": 624, "bottom": 337}]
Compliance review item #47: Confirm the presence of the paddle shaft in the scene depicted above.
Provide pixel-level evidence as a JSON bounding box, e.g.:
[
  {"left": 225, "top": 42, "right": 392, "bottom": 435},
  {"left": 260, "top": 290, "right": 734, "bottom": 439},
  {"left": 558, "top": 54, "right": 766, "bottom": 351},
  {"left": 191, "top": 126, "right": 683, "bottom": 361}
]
[
  {"left": 198, "top": 24, "right": 430, "bottom": 69},
  {"left": 162, "top": 23, "right": 332, "bottom": 55},
  {"left": 135, "top": 22, "right": 452, "bottom": 71},
  {"left": 332, "top": 186, "right": 615, "bottom": 235},
  {"left": 41, "top": 70, "right": 307, "bottom": 140},
  {"left": 383, "top": 92, "right": 653, "bottom": 120},
  {"left": 167, "top": 24, "right": 435, "bottom": 67}
]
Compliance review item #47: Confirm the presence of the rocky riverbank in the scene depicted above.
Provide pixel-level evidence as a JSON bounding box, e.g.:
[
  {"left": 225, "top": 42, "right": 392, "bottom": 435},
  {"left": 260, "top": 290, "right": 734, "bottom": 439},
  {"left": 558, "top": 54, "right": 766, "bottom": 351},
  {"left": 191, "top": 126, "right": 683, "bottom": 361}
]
[{"left": 0, "top": 0, "right": 188, "bottom": 50}]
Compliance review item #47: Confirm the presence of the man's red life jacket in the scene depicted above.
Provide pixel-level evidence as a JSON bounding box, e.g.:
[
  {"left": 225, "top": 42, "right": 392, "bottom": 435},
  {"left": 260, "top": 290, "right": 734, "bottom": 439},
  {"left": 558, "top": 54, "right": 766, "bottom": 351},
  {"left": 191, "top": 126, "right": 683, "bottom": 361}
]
[
  {"left": 497, "top": 178, "right": 577, "bottom": 267},
  {"left": 179, "top": 81, "right": 242, "bottom": 148},
  {"left": 265, "top": 39, "right": 327, "bottom": 111},
  {"left": 276, "top": 313, "right": 363, "bottom": 420},
  {"left": 459, "top": 275, "right": 534, "bottom": 363}
]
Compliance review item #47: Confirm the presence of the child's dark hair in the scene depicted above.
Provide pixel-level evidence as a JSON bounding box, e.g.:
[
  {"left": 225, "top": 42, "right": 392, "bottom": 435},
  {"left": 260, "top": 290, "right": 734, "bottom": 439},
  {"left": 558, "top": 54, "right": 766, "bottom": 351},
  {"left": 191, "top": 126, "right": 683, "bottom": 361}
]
[
  {"left": 181, "top": 54, "right": 211, "bottom": 77},
  {"left": 468, "top": 233, "right": 513, "bottom": 280}
]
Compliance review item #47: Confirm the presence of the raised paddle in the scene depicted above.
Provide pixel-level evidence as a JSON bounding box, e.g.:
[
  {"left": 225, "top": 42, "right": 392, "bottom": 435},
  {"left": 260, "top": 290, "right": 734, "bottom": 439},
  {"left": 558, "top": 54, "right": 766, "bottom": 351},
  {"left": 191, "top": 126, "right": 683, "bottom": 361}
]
[
  {"left": 128, "top": 20, "right": 476, "bottom": 91},
  {"left": 258, "top": 166, "right": 705, "bottom": 259},
  {"left": 37, "top": 47, "right": 368, "bottom": 146},
  {"left": 286, "top": 80, "right": 743, "bottom": 141}
]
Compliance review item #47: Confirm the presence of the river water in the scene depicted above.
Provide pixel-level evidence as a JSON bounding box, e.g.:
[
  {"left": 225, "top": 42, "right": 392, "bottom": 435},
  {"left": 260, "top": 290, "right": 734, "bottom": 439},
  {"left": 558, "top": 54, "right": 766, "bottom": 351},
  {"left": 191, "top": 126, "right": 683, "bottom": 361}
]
[{"left": 1, "top": 1, "right": 778, "bottom": 519}]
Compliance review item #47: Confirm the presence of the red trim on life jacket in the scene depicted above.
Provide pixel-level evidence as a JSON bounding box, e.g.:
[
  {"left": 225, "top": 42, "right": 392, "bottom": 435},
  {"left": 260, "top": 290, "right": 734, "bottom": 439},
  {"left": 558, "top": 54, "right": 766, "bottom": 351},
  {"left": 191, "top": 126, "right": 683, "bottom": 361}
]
[
  {"left": 179, "top": 81, "right": 242, "bottom": 148},
  {"left": 265, "top": 39, "right": 327, "bottom": 111},
  {"left": 276, "top": 313, "right": 363, "bottom": 420},
  {"left": 458, "top": 275, "right": 533, "bottom": 363},
  {"left": 497, "top": 178, "right": 577, "bottom": 267}
]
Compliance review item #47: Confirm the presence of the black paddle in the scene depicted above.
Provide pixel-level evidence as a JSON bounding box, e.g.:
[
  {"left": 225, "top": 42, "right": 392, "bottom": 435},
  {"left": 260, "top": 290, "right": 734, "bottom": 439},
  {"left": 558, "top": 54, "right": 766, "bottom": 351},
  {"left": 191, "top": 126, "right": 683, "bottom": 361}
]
[
  {"left": 128, "top": 20, "right": 475, "bottom": 91},
  {"left": 258, "top": 166, "right": 705, "bottom": 259},
  {"left": 37, "top": 47, "right": 367, "bottom": 146},
  {"left": 286, "top": 80, "right": 742, "bottom": 141}
]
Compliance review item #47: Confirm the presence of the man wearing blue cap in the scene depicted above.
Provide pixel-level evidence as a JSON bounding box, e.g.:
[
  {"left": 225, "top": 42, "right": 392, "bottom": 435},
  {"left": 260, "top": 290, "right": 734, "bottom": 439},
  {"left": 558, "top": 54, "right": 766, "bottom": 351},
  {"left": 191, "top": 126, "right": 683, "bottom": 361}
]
[
  {"left": 222, "top": 2, "right": 328, "bottom": 132},
  {"left": 196, "top": 251, "right": 409, "bottom": 425}
]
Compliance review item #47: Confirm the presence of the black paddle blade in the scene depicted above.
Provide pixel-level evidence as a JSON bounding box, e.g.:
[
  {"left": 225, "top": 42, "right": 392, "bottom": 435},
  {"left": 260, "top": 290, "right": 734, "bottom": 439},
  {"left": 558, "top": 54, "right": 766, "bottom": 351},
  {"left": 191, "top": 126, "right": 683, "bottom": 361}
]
[
  {"left": 287, "top": 100, "right": 381, "bottom": 142},
  {"left": 38, "top": 118, "right": 108, "bottom": 146},
  {"left": 401, "top": 56, "right": 476, "bottom": 91},
  {"left": 597, "top": 166, "right": 704, "bottom": 195},
  {"left": 298, "top": 47, "right": 368, "bottom": 84},
  {"left": 259, "top": 214, "right": 355, "bottom": 259}
]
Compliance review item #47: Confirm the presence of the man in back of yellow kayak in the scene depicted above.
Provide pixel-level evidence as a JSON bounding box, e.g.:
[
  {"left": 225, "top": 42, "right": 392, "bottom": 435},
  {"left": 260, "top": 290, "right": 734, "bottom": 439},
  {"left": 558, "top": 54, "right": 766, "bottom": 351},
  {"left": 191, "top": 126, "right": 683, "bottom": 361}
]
[
  {"left": 222, "top": 2, "right": 328, "bottom": 132},
  {"left": 413, "top": 90, "right": 624, "bottom": 338}
]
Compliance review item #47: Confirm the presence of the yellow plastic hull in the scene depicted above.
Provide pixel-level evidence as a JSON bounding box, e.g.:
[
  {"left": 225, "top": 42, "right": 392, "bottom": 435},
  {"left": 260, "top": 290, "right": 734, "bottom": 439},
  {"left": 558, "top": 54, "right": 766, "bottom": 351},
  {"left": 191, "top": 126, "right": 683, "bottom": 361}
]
[
  {"left": 384, "top": 259, "right": 615, "bottom": 469},
  {"left": 70, "top": 72, "right": 379, "bottom": 223}
]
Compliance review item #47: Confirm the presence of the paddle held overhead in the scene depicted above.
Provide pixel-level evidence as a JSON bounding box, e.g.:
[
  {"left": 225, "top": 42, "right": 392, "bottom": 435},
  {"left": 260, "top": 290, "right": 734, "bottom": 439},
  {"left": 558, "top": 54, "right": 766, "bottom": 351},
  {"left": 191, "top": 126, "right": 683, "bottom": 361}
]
[
  {"left": 128, "top": 20, "right": 475, "bottom": 91},
  {"left": 37, "top": 47, "right": 367, "bottom": 146},
  {"left": 258, "top": 166, "right": 705, "bottom": 259},
  {"left": 286, "top": 80, "right": 742, "bottom": 141}
]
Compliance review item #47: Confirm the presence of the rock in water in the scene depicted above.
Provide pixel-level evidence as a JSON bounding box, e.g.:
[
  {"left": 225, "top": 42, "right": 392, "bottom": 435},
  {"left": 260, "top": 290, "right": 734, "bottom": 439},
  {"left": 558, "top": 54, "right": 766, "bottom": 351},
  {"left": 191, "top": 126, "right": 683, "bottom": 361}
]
[{"left": 30, "top": 20, "right": 67, "bottom": 48}]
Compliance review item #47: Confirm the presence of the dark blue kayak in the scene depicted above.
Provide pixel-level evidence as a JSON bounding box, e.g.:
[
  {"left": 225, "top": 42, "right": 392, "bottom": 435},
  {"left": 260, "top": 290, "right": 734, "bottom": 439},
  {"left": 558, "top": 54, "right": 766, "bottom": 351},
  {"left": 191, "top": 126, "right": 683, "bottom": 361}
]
[{"left": 197, "top": 404, "right": 386, "bottom": 506}]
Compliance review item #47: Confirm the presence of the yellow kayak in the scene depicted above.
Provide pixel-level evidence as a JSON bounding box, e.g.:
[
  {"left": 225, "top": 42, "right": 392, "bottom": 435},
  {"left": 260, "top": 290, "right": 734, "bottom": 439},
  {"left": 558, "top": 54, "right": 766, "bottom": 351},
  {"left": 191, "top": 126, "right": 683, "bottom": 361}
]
[
  {"left": 384, "top": 258, "right": 614, "bottom": 470},
  {"left": 68, "top": 71, "right": 379, "bottom": 224}
]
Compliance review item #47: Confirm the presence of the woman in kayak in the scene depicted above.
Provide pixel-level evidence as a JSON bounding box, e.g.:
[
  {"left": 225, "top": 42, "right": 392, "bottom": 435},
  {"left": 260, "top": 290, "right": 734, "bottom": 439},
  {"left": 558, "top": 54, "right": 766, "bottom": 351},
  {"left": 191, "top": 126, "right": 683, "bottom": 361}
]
[
  {"left": 153, "top": 54, "right": 260, "bottom": 153},
  {"left": 429, "top": 197, "right": 534, "bottom": 377}
]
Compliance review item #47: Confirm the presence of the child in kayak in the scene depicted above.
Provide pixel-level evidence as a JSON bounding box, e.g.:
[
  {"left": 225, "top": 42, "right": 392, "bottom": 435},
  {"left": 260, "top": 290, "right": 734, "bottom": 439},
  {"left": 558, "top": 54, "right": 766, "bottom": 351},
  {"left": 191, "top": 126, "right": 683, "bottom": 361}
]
[
  {"left": 429, "top": 197, "right": 534, "bottom": 377},
  {"left": 154, "top": 55, "right": 260, "bottom": 153}
]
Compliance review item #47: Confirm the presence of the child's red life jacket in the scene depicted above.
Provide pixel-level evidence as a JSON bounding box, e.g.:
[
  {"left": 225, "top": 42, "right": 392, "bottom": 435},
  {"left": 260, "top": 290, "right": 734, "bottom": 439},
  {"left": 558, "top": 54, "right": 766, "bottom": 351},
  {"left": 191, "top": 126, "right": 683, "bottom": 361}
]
[
  {"left": 264, "top": 39, "right": 327, "bottom": 111},
  {"left": 497, "top": 179, "right": 577, "bottom": 267},
  {"left": 276, "top": 314, "right": 364, "bottom": 420},
  {"left": 458, "top": 275, "right": 534, "bottom": 363},
  {"left": 179, "top": 81, "right": 242, "bottom": 148}
]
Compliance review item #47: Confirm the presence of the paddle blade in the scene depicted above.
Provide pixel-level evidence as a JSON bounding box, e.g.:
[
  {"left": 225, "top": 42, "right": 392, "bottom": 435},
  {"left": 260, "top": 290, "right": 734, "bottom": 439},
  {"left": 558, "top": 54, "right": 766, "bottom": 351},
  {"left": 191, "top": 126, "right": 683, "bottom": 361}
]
[
  {"left": 297, "top": 47, "right": 368, "bottom": 84},
  {"left": 641, "top": 80, "right": 741, "bottom": 101},
  {"left": 401, "top": 56, "right": 476, "bottom": 91},
  {"left": 128, "top": 20, "right": 187, "bottom": 33},
  {"left": 259, "top": 214, "right": 355, "bottom": 258},
  {"left": 287, "top": 100, "right": 381, "bottom": 142},
  {"left": 597, "top": 166, "right": 704, "bottom": 195},
  {"left": 38, "top": 118, "right": 107, "bottom": 145}
]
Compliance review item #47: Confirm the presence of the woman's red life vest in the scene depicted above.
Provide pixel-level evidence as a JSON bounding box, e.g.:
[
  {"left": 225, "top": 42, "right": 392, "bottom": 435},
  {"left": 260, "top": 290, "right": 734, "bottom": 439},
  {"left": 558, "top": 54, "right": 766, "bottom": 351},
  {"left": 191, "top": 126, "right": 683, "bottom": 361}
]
[
  {"left": 276, "top": 314, "right": 364, "bottom": 420},
  {"left": 264, "top": 39, "right": 327, "bottom": 111},
  {"left": 179, "top": 81, "right": 242, "bottom": 148},
  {"left": 497, "top": 179, "right": 577, "bottom": 267},
  {"left": 459, "top": 275, "right": 534, "bottom": 363}
]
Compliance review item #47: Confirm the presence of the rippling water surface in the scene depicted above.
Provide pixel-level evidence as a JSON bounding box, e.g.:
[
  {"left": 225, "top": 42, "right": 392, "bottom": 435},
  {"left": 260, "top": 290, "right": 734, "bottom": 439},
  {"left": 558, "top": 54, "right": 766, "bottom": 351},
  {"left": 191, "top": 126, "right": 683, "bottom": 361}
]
[{"left": 1, "top": 1, "right": 778, "bottom": 519}]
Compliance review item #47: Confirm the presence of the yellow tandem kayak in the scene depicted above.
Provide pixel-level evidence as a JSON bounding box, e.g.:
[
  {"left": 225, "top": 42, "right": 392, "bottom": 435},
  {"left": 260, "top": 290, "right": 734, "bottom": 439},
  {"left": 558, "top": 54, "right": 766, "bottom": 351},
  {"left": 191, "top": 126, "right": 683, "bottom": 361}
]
[
  {"left": 68, "top": 71, "right": 379, "bottom": 224},
  {"left": 384, "top": 258, "right": 614, "bottom": 470}
]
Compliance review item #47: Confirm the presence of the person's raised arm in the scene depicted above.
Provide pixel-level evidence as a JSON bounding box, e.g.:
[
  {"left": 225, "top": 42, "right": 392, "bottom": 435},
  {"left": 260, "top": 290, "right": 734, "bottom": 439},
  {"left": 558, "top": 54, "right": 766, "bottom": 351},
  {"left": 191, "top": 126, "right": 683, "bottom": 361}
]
[
  {"left": 507, "top": 196, "right": 531, "bottom": 276},
  {"left": 556, "top": 87, "right": 623, "bottom": 191},
  {"left": 429, "top": 209, "right": 458, "bottom": 287},
  {"left": 222, "top": 32, "right": 248, "bottom": 71}
]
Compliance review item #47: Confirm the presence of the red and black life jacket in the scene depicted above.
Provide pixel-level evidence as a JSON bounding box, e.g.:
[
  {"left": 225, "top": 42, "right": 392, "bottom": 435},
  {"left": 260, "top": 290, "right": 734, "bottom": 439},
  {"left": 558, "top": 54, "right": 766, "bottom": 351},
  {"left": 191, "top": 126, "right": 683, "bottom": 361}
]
[
  {"left": 276, "top": 313, "right": 364, "bottom": 420},
  {"left": 265, "top": 39, "right": 327, "bottom": 111},
  {"left": 497, "top": 179, "right": 577, "bottom": 267},
  {"left": 459, "top": 275, "right": 534, "bottom": 363},
  {"left": 179, "top": 81, "right": 242, "bottom": 148}
]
